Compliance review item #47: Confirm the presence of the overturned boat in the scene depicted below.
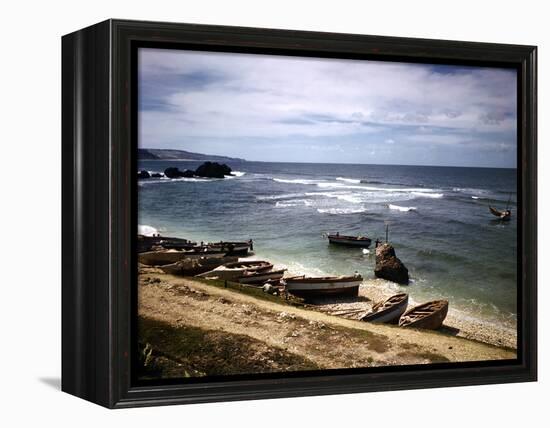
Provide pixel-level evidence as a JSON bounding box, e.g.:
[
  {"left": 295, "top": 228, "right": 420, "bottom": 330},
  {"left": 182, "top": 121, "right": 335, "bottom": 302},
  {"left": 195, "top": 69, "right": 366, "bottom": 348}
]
[
  {"left": 159, "top": 256, "right": 238, "bottom": 276},
  {"left": 398, "top": 300, "right": 449, "bottom": 330},
  {"left": 284, "top": 274, "right": 363, "bottom": 298},
  {"left": 361, "top": 293, "right": 409, "bottom": 324},
  {"left": 237, "top": 269, "right": 286, "bottom": 285},
  {"left": 489, "top": 206, "right": 512, "bottom": 221},
  {"left": 327, "top": 233, "right": 371, "bottom": 248}
]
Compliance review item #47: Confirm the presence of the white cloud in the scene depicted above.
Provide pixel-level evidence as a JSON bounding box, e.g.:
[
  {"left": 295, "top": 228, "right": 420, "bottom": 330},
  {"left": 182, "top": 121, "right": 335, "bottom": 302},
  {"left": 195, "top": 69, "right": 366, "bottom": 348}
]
[{"left": 138, "top": 48, "right": 517, "bottom": 167}]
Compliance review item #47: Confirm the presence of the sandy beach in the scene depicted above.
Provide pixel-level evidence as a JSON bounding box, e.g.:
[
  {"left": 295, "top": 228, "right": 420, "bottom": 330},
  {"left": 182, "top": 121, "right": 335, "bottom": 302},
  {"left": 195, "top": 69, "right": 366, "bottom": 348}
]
[{"left": 137, "top": 266, "right": 516, "bottom": 380}]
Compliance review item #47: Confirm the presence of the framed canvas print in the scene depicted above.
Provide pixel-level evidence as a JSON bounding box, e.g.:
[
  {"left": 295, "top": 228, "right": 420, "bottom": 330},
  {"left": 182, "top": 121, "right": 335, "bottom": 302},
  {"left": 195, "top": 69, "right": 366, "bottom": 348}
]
[{"left": 61, "top": 19, "right": 537, "bottom": 408}]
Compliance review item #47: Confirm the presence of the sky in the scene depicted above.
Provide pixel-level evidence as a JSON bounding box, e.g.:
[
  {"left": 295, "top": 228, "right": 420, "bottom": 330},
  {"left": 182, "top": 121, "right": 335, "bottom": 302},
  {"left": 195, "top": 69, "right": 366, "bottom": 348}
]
[{"left": 138, "top": 48, "right": 517, "bottom": 168}]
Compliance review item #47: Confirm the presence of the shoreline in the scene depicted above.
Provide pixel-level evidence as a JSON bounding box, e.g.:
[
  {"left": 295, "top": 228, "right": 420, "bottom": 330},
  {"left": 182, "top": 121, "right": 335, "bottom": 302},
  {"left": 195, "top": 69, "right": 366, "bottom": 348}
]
[
  {"left": 137, "top": 267, "right": 516, "bottom": 379},
  {"left": 240, "top": 255, "right": 517, "bottom": 350}
]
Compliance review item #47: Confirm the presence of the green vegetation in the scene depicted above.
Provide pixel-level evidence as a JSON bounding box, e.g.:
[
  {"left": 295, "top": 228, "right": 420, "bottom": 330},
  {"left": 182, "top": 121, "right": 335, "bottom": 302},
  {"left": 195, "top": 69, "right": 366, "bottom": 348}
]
[
  {"left": 138, "top": 316, "right": 320, "bottom": 380},
  {"left": 191, "top": 277, "right": 306, "bottom": 307}
]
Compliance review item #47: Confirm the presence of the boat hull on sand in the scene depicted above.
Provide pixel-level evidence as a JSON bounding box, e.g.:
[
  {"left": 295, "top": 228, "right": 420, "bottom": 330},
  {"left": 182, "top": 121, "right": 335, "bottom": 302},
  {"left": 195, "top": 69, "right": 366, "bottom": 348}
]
[
  {"left": 139, "top": 249, "right": 227, "bottom": 266},
  {"left": 285, "top": 275, "right": 362, "bottom": 298},
  {"left": 237, "top": 269, "right": 286, "bottom": 284},
  {"left": 159, "top": 256, "right": 238, "bottom": 276},
  {"left": 361, "top": 293, "right": 409, "bottom": 324},
  {"left": 399, "top": 300, "right": 449, "bottom": 330},
  {"left": 197, "top": 261, "right": 274, "bottom": 280},
  {"left": 327, "top": 235, "right": 371, "bottom": 248}
]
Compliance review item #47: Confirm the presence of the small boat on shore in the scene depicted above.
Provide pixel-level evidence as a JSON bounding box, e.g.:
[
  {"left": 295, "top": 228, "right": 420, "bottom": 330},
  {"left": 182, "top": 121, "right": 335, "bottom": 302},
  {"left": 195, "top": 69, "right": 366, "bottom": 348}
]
[
  {"left": 139, "top": 249, "right": 227, "bottom": 266},
  {"left": 197, "top": 260, "right": 273, "bottom": 280},
  {"left": 361, "top": 293, "right": 409, "bottom": 324},
  {"left": 137, "top": 234, "right": 196, "bottom": 253},
  {"left": 237, "top": 269, "right": 286, "bottom": 285},
  {"left": 208, "top": 240, "right": 253, "bottom": 256},
  {"left": 284, "top": 274, "right": 363, "bottom": 298},
  {"left": 398, "top": 300, "right": 449, "bottom": 330},
  {"left": 159, "top": 256, "right": 238, "bottom": 276},
  {"left": 327, "top": 233, "right": 371, "bottom": 248},
  {"left": 489, "top": 206, "right": 511, "bottom": 221}
]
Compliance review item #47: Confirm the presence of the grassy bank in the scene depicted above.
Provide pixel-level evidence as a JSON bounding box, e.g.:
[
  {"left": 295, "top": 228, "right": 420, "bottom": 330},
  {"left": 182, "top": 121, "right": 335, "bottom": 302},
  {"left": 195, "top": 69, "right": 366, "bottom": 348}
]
[{"left": 138, "top": 316, "right": 320, "bottom": 379}]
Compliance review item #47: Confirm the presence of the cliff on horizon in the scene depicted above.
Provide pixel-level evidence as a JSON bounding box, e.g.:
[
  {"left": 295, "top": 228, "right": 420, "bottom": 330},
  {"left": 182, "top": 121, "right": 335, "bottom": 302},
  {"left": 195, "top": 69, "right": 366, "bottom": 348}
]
[{"left": 138, "top": 148, "right": 246, "bottom": 162}]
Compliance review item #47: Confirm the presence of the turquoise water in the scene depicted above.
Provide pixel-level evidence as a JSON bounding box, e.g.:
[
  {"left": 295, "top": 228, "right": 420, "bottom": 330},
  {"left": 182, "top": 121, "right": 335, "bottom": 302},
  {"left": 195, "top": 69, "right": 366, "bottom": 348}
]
[{"left": 138, "top": 160, "right": 517, "bottom": 329}]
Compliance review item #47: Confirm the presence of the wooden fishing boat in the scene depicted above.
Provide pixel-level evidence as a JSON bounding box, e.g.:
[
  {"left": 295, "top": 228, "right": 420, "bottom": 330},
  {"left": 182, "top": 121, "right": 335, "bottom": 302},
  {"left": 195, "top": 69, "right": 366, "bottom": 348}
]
[
  {"left": 284, "top": 274, "right": 363, "bottom": 298},
  {"left": 138, "top": 248, "right": 227, "bottom": 266},
  {"left": 327, "top": 233, "right": 371, "bottom": 248},
  {"left": 196, "top": 260, "right": 273, "bottom": 280},
  {"left": 159, "top": 256, "right": 238, "bottom": 276},
  {"left": 137, "top": 234, "right": 196, "bottom": 253},
  {"left": 208, "top": 240, "right": 253, "bottom": 256},
  {"left": 222, "top": 260, "right": 273, "bottom": 272},
  {"left": 237, "top": 269, "right": 286, "bottom": 284},
  {"left": 361, "top": 293, "right": 409, "bottom": 324},
  {"left": 398, "top": 300, "right": 449, "bottom": 330},
  {"left": 489, "top": 206, "right": 511, "bottom": 221}
]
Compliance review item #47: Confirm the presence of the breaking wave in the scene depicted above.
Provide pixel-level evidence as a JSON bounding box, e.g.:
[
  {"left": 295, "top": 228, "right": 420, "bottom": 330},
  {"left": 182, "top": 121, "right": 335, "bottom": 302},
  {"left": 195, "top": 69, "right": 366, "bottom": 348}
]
[
  {"left": 317, "top": 207, "right": 368, "bottom": 215},
  {"left": 138, "top": 224, "right": 158, "bottom": 236},
  {"left": 388, "top": 204, "right": 417, "bottom": 212},
  {"left": 336, "top": 177, "right": 361, "bottom": 184}
]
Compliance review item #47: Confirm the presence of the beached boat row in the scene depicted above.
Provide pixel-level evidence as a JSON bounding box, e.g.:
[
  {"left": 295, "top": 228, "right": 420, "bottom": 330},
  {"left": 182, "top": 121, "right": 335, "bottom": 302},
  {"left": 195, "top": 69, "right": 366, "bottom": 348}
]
[
  {"left": 361, "top": 293, "right": 449, "bottom": 330},
  {"left": 139, "top": 232, "right": 448, "bottom": 330}
]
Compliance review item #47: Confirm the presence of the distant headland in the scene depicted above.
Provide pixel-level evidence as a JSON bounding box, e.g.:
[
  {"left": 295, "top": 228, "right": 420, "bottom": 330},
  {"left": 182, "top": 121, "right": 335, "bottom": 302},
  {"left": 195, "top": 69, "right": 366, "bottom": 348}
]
[{"left": 138, "top": 148, "right": 246, "bottom": 163}]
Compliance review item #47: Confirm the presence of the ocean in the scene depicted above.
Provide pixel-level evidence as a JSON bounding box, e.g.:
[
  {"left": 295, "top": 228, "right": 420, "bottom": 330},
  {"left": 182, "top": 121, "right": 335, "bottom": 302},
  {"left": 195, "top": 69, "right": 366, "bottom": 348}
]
[{"left": 138, "top": 160, "right": 517, "bottom": 332}]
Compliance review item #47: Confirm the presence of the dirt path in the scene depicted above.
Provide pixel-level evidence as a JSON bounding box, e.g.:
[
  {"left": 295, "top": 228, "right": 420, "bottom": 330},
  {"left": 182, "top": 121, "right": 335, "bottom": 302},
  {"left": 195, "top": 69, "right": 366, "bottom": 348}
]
[{"left": 138, "top": 271, "right": 516, "bottom": 370}]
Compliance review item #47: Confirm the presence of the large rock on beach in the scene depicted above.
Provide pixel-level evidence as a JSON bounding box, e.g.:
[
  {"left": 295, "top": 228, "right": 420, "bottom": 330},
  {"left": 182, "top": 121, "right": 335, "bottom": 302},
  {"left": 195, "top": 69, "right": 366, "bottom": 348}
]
[
  {"left": 194, "top": 162, "right": 232, "bottom": 178},
  {"left": 138, "top": 170, "right": 151, "bottom": 179},
  {"left": 374, "top": 243, "right": 409, "bottom": 285}
]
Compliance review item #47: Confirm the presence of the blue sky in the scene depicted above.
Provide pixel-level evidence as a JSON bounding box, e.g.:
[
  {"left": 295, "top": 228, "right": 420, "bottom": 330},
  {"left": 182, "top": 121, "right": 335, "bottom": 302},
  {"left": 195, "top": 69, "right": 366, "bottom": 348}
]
[{"left": 138, "top": 48, "right": 517, "bottom": 168}]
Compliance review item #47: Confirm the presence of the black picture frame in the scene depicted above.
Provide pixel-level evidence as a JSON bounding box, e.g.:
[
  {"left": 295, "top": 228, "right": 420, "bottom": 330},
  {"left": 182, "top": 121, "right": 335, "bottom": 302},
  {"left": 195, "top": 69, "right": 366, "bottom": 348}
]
[{"left": 62, "top": 19, "right": 537, "bottom": 408}]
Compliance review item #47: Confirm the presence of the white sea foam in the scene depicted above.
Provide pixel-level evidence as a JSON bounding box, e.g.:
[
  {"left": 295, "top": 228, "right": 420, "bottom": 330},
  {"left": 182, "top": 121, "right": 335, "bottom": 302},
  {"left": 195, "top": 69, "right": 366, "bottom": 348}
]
[
  {"left": 388, "top": 204, "right": 417, "bottom": 212},
  {"left": 275, "top": 200, "right": 308, "bottom": 208},
  {"left": 471, "top": 196, "right": 480, "bottom": 200},
  {"left": 306, "top": 192, "right": 362, "bottom": 204},
  {"left": 257, "top": 193, "right": 306, "bottom": 201},
  {"left": 272, "top": 178, "right": 321, "bottom": 185},
  {"left": 138, "top": 224, "right": 158, "bottom": 236},
  {"left": 232, "top": 171, "right": 246, "bottom": 177},
  {"left": 411, "top": 192, "right": 444, "bottom": 199},
  {"left": 317, "top": 207, "right": 368, "bottom": 215},
  {"left": 336, "top": 177, "right": 361, "bottom": 184}
]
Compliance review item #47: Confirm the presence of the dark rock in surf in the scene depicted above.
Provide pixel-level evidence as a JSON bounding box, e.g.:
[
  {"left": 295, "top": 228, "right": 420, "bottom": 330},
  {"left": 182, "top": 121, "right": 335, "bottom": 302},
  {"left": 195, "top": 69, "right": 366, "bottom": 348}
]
[
  {"left": 181, "top": 169, "right": 195, "bottom": 178},
  {"left": 164, "top": 167, "right": 195, "bottom": 178},
  {"left": 138, "top": 170, "right": 151, "bottom": 179},
  {"left": 194, "top": 162, "right": 232, "bottom": 179},
  {"left": 151, "top": 172, "right": 163, "bottom": 178},
  {"left": 374, "top": 243, "right": 409, "bottom": 285}
]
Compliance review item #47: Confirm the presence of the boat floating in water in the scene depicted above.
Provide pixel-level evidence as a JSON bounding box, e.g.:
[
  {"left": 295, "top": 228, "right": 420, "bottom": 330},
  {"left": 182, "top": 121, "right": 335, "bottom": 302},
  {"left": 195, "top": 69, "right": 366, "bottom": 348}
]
[
  {"left": 284, "top": 274, "right": 363, "bottom": 298},
  {"left": 489, "top": 206, "right": 511, "bottom": 221},
  {"left": 398, "top": 300, "right": 449, "bottom": 330},
  {"left": 327, "top": 233, "right": 372, "bottom": 248},
  {"left": 361, "top": 293, "right": 409, "bottom": 324}
]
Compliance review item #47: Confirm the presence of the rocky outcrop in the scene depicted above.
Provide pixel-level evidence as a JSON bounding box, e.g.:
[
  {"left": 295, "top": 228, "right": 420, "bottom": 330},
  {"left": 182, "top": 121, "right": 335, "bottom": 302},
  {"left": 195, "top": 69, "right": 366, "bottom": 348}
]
[
  {"left": 374, "top": 243, "right": 409, "bottom": 285},
  {"left": 194, "top": 162, "right": 232, "bottom": 178},
  {"left": 164, "top": 167, "right": 193, "bottom": 178},
  {"left": 162, "top": 163, "right": 233, "bottom": 179},
  {"left": 151, "top": 172, "right": 163, "bottom": 178},
  {"left": 138, "top": 170, "right": 151, "bottom": 179}
]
